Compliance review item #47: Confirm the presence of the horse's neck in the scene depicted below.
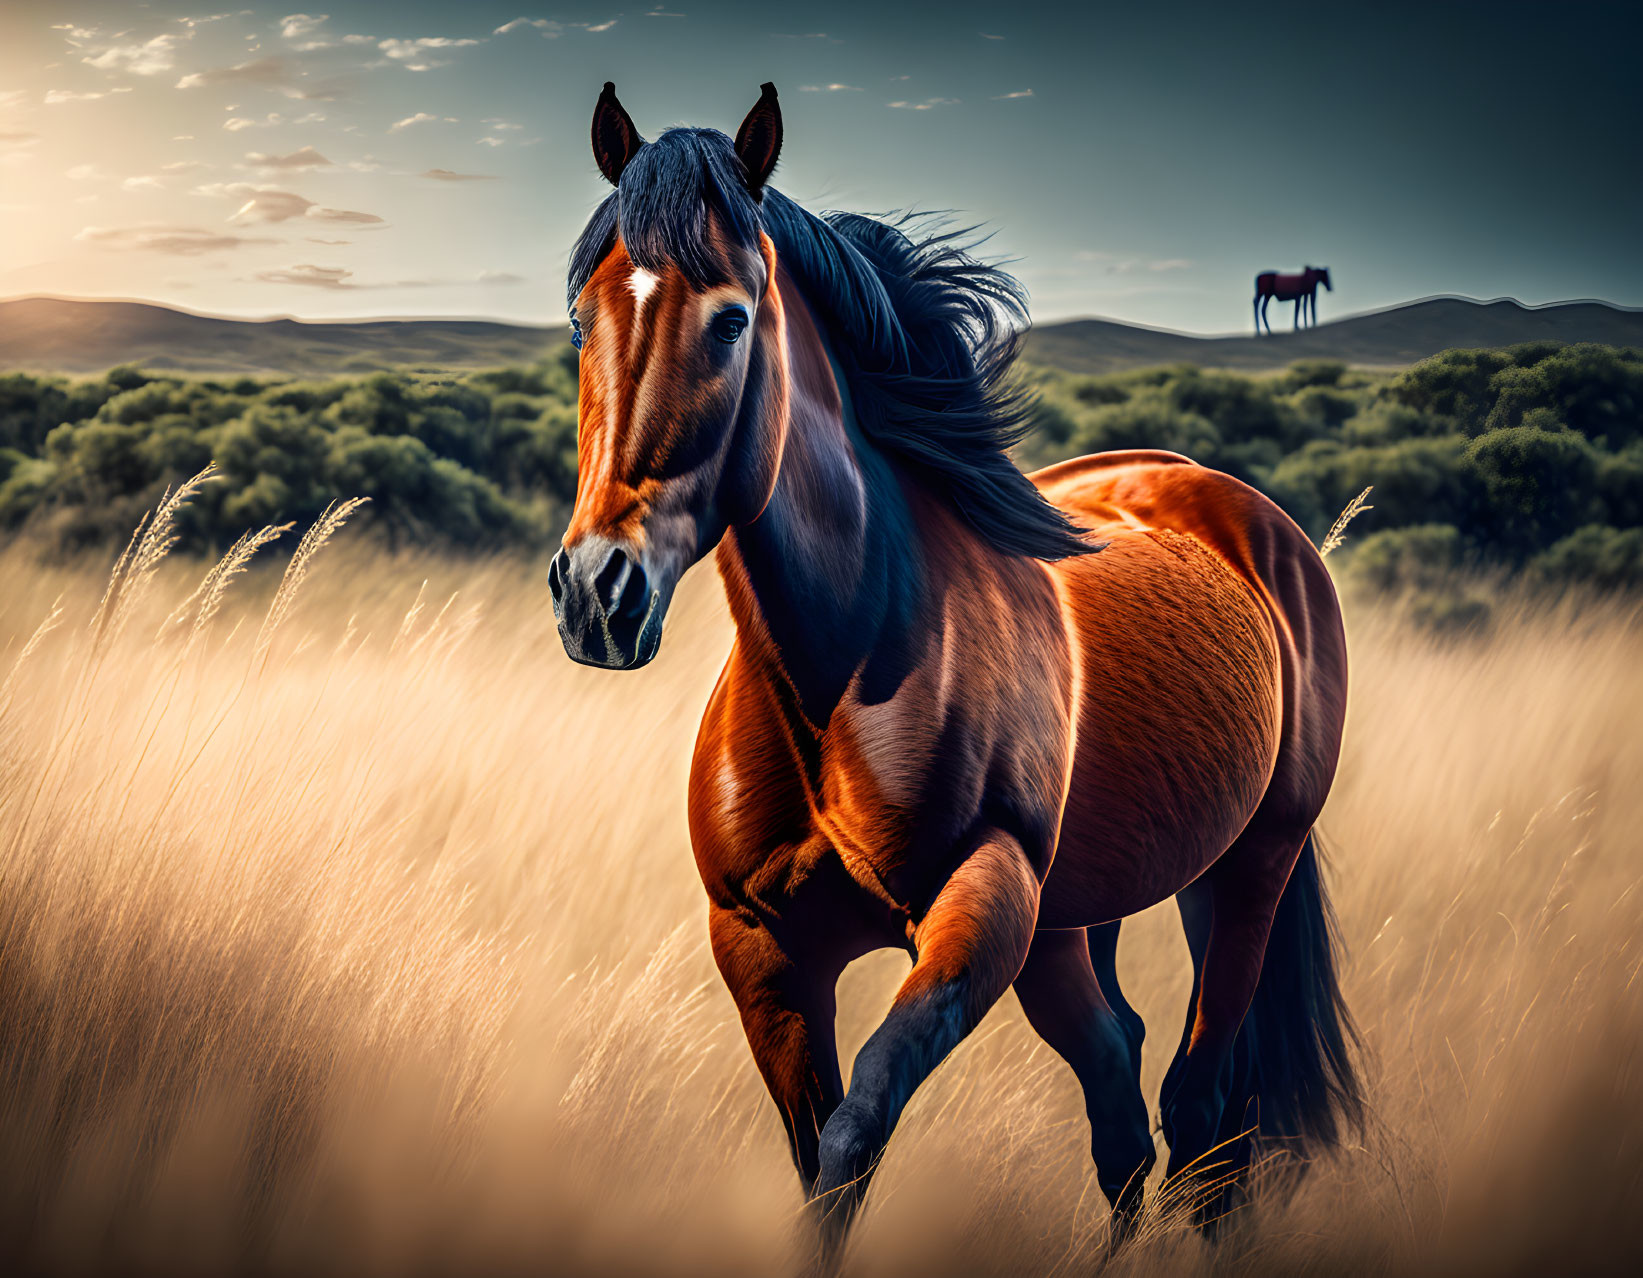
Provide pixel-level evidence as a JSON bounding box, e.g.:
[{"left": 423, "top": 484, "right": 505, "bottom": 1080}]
[{"left": 717, "top": 291, "right": 924, "bottom": 728}]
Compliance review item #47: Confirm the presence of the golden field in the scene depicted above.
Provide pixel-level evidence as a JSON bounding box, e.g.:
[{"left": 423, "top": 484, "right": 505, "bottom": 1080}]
[{"left": 0, "top": 500, "right": 1639, "bottom": 1277}]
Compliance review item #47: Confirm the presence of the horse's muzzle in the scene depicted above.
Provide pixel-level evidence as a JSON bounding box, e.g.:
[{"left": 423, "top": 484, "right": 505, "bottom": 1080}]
[{"left": 549, "top": 536, "right": 665, "bottom": 669}]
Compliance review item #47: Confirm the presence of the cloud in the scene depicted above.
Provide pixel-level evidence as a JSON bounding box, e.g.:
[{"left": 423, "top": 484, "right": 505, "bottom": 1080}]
[
  {"left": 257, "top": 264, "right": 529, "bottom": 290},
  {"left": 45, "top": 87, "right": 134, "bottom": 104},
  {"left": 420, "top": 168, "right": 497, "bottom": 181},
  {"left": 798, "top": 83, "right": 861, "bottom": 92},
  {"left": 494, "top": 18, "right": 561, "bottom": 36},
  {"left": 0, "top": 90, "right": 27, "bottom": 108},
  {"left": 993, "top": 89, "right": 1033, "bottom": 100},
  {"left": 0, "top": 131, "right": 40, "bottom": 146},
  {"left": 197, "top": 181, "right": 385, "bottom": 227},
  {"left": 477, "top": 136, "right": 505, "bottom": 147},
  {"left": 887, "top": 97, "right": 960, "bottom": 110},
  {"left": 305, "top": 237, "right": 351, "bottom": 245},
  {"left": 176, "top": 56, "right": 343, "bottom": 99},
  {"left": 246, "top": 145, "right": 333, "bottom": 169},
  {"left": 981, "top": 32, "right": 1004, "bottom": 40},
  {"left": 122, "top": 175, "right": 165, "bottom": 191},
  {"left": 65, "top": 164, "right": 110, "bottom": 181},
  {"left": 256, "top": 263, "right": 354, "bottom": 288},
  {"left": 82, "top": 34, "right": 181, "bottom": 76},
  {"left": 482, "top": 118, "right": 521, "bottom": 130},
  {"left": 224, "top": 113, "right": 288, "bottom": 131},
  {"left": 586, "top": 20, "right": 618, "bottom": 32},
  {"left": 279, "top": 14, "right": 330, "bottom": 40},
  {"left": 377, "top": 37, "right": 482, "bottom": 70},
  {"left": 76, "top": 224, "right": 279, "bottom": 255},
  {"left": 177, "top": 56, "right": 289, "bottom": 89},
  {"left": 1074, "top": 251, "right": 1194, "bottom": 275},
  {"left": 389, "top": 112, "right": 456, "bottom": 132},
  {"left": 161, "top": 160, "right": 208, "bottom": 172}
]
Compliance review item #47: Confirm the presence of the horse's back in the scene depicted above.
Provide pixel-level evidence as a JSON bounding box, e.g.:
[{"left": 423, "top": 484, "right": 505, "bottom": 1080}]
[{"left": 1029, "top": 451, "right": 1346, "bottom": 926}]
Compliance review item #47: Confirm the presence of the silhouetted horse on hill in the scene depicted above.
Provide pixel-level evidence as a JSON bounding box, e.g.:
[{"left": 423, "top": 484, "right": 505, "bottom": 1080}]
[{"left": 1256, "top": 266, "right": 1332, "bottom": 333}]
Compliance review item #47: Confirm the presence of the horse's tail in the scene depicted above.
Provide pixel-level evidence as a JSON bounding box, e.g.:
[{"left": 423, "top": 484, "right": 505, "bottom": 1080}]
[{"left": 1239, "top": 829, "right": 1363, "bottom": 1159}]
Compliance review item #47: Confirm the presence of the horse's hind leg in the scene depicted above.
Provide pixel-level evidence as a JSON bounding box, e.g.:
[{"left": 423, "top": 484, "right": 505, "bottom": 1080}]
[
  {"left": 1158, "top": 821, "right": 1309, "bottom": 1222},
  {"left": 1014, "top": 926, "right": 1155, "bottom": 1241},
  {"left": 813, "top": 831, "right": 1040, "bottom": 1258}
]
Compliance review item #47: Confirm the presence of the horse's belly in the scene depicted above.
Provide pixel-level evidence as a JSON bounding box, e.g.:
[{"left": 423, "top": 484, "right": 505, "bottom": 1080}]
[{"left": 1037, "top": 528, "right": 1281, "bottom": 928}]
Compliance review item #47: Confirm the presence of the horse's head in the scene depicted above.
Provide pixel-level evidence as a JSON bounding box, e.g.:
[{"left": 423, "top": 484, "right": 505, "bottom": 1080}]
[
  {"left": 1316, "top": 266, "right": 1333, "bottom": 291},
  {"left": 550, "top": 84, "right": 790, "bottom": 670}
]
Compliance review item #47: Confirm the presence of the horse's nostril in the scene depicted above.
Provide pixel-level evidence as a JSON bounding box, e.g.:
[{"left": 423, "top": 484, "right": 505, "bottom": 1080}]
[
  {"left": 613, "top": 558, "right": 649, "bottom": 621},
  {"left": 593, "top": 548, "right": 631, "bottom": 615},
  {"left": 548, "top": 549, "right": 566, "bottom": 604}
]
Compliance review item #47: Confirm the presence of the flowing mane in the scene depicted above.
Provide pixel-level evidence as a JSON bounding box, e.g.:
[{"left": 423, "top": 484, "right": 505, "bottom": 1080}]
[{"left": 567, "top": 126, "right": 1092, "bottom": 561}]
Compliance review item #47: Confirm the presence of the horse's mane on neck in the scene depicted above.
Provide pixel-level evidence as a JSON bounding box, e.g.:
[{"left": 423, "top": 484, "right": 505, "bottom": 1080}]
[{"left": 567, "top": 127, "right": 1093, "bottom": 562}]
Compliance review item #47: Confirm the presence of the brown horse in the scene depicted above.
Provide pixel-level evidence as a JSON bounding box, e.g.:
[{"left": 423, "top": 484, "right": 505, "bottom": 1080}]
[
  {"left": 1256, "top": 265, "right": 1332, "bottom": 333},
  {"left": 552, "top": 82, "right": 1361, "bottom": 1262}
]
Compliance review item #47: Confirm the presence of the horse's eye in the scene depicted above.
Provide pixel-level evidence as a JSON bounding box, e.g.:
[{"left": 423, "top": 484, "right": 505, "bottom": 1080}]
[
  {"left": 570, "top": 317, "right": 582, "bottom": 351},
  {"left": 711, "top": 308, "right": 748, "bottom": 345}
]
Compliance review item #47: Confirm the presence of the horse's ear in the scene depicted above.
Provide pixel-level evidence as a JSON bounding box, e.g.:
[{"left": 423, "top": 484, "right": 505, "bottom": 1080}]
[
  {"left": 592, "top": 82, "right": 642, "bottom": 186},
  {"left": 734, "top": 82, "right": 782, "bottom": 199}
]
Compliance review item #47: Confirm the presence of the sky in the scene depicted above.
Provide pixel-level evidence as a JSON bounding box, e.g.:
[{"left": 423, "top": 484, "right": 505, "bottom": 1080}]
[{"left": 1, "top": 1, "right": 1638, "bottom": 333}]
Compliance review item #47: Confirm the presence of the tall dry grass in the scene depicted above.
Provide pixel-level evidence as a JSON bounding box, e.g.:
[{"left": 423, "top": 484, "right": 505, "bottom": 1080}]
[{"left": 0, "top": 498, "right": 1639, "bottom": 1277}]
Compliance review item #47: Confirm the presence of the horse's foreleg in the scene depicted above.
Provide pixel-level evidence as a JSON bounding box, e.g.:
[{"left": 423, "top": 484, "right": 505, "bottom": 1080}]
[
  {"left": 1253, "top": 294, "right": 1261, "bottom": 336},
  {"left": 709, "top": 904, "right": 845, "bottom": 1192},
  {"left": 1014, "top": 926, "right": 1155, "bottom": 1243},
  {"left": 812, "top": 832, "right": 1040, "bottom": 1255}
]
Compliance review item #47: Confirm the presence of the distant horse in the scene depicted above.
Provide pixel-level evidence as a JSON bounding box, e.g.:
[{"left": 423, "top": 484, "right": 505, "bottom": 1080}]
[
  {"left": 1256, "top": 265, "right": 1332, "bottom": 333},
  {"left": 551, "top": 82, "right": 1361, "bottom": 1263}
]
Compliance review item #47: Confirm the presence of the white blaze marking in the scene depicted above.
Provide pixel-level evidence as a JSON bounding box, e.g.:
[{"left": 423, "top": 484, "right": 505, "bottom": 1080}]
[{"left": 629, "top": 267, "right": 660, "bottom": 309}]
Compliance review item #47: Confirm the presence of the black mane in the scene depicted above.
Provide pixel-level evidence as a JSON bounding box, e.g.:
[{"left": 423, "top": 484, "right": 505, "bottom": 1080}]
[{"left": 567, "top": 127, "right": 1092, "bottom": 561}]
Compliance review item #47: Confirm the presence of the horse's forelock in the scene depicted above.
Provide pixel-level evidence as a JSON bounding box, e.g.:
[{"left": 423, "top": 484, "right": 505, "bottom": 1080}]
[{"left": 568, "top": 128, "right": 761, "bottom": 308}]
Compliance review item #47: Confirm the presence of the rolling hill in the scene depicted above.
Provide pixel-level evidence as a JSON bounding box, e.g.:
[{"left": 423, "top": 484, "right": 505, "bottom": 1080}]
[{"left": 0, "top": 294, "right": 1638, "bottom": 378}]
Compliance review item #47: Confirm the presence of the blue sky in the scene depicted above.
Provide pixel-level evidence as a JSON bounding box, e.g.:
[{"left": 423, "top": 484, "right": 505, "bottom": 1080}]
[{"left": 1, "top": 1, "right": 1637, "bottom": 332}]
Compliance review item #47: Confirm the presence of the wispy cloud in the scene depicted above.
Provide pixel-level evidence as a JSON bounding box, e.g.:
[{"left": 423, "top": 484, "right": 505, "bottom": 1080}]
[
  {"left": 82, "top": 34, "right": 182, "bottom": 76},
  {"left": 75, "top": 224, "right": 279, "bottom": 255},
  {"left": 254, "top": 264, "right": 521, "bottom": 289},
  {"left": 122, "top": 175, "right": 165, "bottom": 191},
  {"left": 494, "top": 18, "right": 561, "bottom": 37},
  {"left": 887, "top": 97, "right": 959, "bottom": 110},
  {"left": 245, "top": 146, "right": 334, "bottom": 170},
  {"left": 279, "top": 14, "right": 330, "bottom": 41},
  {"left": 477, "top": 136, "right": 505, "bottom": 148},
  {"left": 993, "top": 89, "right": 1033, "bottom": 100},
  {"left": 798, "top": 83, "right": 862, "bottom": 93},
  {"left": 223, "top": 113, "right": 287, "bottom": 132},
  {"left": 1075, "top": 250, "right": 1194, "bottom": 275},
  {"left": 378, "top": 37, "right": 482, "bottom": 71},
  {"left": 177, "top": 56, "right": 346, "bottom": 100},
  {"left": 45, "top": 87, "right": 134, "bottom": 104},
  {"left": 255, "top": 263, "right": 355, "bottom": 288},
  {"left": 420, "top": 168, "right": 498, "bottom": 182},
  {"left": 389, "top": 112, "right": 457, "bottom": 132},
  {"left": 981, "top": 32, "right": 1005, "bottom": 40},
  {"left": 197, "top": 181, "right": 384, "bottom": 227}
]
